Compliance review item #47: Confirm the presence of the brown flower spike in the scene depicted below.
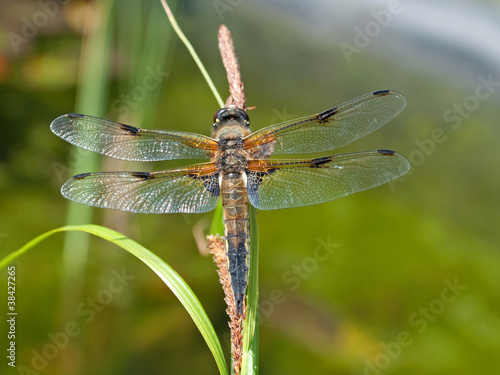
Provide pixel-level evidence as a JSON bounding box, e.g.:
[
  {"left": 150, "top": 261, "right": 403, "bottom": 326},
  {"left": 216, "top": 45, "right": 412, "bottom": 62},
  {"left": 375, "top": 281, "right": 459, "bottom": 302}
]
[
  {"left": 208, "top": 235, "right": 245, "bottom": 375},
  {"left": 218, "top": 25, "right": 246, "bottom": 110}
]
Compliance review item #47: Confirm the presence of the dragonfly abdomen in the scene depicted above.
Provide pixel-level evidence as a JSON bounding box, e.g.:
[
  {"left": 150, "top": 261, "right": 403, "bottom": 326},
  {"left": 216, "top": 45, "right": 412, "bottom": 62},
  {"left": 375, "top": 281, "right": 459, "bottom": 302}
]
[{"left": 221, "top": 173, "right": 250, "bottom": 316}]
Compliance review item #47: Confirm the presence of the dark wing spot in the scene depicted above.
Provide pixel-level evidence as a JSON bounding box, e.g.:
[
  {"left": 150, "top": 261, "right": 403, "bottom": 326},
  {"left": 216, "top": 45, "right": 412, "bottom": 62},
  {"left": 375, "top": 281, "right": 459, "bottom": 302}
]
[
  {"left": 246, "top": 168, "right": 277, "bottom": 191},
  {"left": 318, "top": 107, "right": 339, "bottom": 123},
  {"left": 187, "top": 173, "right": 220, "bottom": 197},
  {"left": 120, "top": 124, "right": 140, "bottom": 135},
  {"left": 201, "top": 174, "right": 220, "bottom": 197},
  {"left": 73, "top": 172, "right": 91, "bottom": 179},
  {"left": 252, "top": 168, "right": 279, "bottom": 184},
  {"left": 373, "top": 90, "right": 390, "bottom": 96},
  {"left": 131, "top": 172, "right": 152, "bottom": 180},
  {"left": 66, "top": 113, "right": 85, "bottom": 119},
  {"left": 377, "top": 149, "right": 396, "bottom": 156},
  {"left": 310, "top": 156, "right": 332, "bottom": 168},
  {"left": 268, "top": 168, "right": 279, "bottom": 175},
  {"left": 246, "top": 169, "right": 279, "bottom": 208}
]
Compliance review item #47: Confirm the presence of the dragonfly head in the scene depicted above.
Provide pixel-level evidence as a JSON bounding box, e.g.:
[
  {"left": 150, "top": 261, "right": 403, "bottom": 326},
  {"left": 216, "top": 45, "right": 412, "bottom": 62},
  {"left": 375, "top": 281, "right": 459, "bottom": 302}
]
[{"left": 212, "top": 106, "right": 251, "bottom": 138}]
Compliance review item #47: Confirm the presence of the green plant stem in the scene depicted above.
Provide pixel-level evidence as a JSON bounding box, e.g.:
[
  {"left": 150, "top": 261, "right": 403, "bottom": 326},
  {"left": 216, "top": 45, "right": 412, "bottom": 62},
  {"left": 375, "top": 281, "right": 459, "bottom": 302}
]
[
  {"left": 241, "top": 206, "right": 259, "bottom": 374},
  {"left": 160, "top": 0, "right": 224, "bottom": 108}
]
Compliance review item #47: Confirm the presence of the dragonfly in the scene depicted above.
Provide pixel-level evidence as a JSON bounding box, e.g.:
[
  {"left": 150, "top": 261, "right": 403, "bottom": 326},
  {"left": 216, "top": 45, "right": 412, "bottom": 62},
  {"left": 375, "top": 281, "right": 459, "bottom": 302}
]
[{"left": 51, "top": 89, "right": 410, "bottom": 315}]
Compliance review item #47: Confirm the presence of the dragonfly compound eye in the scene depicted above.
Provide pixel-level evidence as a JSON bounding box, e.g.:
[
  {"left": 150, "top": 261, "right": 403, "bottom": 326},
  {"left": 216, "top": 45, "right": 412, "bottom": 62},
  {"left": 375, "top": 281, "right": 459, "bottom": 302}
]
[{"left": 213, "top": 107, "right": 250, "bottom": 130}]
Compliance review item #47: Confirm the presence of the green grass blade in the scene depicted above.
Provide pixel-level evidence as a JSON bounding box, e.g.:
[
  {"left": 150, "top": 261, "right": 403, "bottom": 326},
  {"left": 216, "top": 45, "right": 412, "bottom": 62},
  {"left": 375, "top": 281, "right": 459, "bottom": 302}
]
[
  {"left": 160, "top": 0, "right": 224, "bottom": 108},
  {"left": 241, "top": 206, "right": 259, "bottom": 374},
  {"left": 0, "top": 225, "right": 229, "bottom": 375}
]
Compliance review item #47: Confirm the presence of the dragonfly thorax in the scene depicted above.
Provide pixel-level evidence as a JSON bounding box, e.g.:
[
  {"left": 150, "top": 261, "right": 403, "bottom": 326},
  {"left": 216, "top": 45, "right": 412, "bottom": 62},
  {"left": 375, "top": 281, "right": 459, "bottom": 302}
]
[
  {"left": 216, "top": 151, "right": 248, "bottom": 175},
  {"left": 215, "top": 132, "right": 248, "bottom": 174}
]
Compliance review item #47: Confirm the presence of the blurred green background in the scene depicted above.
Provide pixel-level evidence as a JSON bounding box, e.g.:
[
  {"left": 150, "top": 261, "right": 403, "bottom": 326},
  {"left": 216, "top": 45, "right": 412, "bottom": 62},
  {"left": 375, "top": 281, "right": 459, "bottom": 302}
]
[{"left": 1, "top": 0, "right": 499, "bottom": 374}]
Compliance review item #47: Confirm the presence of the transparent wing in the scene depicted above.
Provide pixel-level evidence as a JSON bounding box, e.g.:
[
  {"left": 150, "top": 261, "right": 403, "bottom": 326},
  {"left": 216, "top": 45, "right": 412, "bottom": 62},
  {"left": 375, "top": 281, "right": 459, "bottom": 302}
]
[
  {"left": 244, "top": 90, "right": 405, "bottom": 157},
  {"left": 61, "top": 163, "right": 220, "bottom": 214},
  {"left": 51, "top": 113, "right": 218, "bottom": 161},
  {"left": 246, "top": 150, "right": 410, "bottom": 210}
]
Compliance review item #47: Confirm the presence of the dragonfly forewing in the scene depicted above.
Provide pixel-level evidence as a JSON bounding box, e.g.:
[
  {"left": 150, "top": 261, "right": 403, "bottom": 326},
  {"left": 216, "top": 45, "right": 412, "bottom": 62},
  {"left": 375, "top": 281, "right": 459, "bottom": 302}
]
[
  {"left": 50, "top": 113, "right": 218, "bottom": 161},
  {"left": 244, "top": 90, "right": 406, "bottom": 157}
]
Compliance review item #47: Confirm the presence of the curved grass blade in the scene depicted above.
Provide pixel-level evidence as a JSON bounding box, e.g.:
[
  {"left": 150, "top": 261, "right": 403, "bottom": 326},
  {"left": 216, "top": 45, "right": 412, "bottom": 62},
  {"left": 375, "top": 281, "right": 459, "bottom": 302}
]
[
  {"left": 0, "top": 224, "right": 229, "bottom": 375},
  {"left": 160, "top": 0, "right": 224, "bottom": 108}
]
